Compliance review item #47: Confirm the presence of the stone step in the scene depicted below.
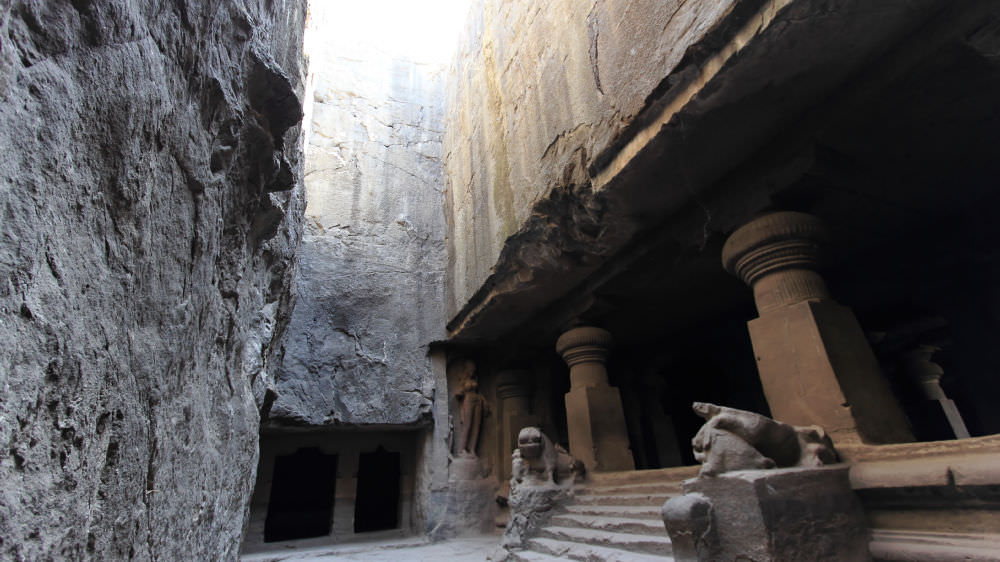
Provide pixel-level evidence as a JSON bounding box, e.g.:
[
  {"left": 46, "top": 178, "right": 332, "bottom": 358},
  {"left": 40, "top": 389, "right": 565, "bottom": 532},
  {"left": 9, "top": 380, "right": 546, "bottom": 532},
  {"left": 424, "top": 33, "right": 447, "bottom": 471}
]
[
  {"left": 564, "top": 504, "right": 663, "bottom": 520},
  {"left": 586, "top": 466, "right": 699, "bottom": 486},
  {"left": 572, "top": 492, "right": 674, "bottom": 507},
  {"left": 575, "top": 481, "right": 685, "bottom": 496},
  {"left": 510, "top": 548, "right": 567, "bottom": 562},
  {"left": 550, "top": 513, "right": 666, "bottom": 535},
  {"left": 537, "top": 525, "right": 674, "bottom": 556},
  {"left": 528, "top": 537, "right": 673, "bottom": 561}
]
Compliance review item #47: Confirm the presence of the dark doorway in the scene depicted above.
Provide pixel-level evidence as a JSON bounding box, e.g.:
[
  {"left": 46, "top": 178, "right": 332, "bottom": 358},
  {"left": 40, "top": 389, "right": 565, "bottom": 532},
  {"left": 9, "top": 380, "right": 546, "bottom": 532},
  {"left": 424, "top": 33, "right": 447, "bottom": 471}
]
[
  {"left": 353, "top": 446, "right": 400, "bottom": 533},
  {"left": 264, "top": 447, "right": 337, "bottom": 542}
]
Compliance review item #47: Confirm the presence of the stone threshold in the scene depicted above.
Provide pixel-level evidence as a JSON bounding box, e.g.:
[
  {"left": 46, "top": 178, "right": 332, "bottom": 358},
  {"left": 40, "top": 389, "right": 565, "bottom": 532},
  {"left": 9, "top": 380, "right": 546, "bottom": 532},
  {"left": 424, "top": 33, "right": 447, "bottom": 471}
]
[
  {"left": 840, "top": 433, "right": 1000, "bottom": 489},
  {"left": 870, "top": 529, "right": 1000, "bottom": 561}
]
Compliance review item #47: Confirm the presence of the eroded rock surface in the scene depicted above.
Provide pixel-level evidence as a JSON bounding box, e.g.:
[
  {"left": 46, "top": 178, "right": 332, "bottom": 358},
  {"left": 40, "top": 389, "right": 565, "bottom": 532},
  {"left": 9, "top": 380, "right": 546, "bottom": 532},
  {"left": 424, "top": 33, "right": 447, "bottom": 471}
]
[
  {"left": 0, "top": 1, "right": 306, "bottom": 559},
  {"left": 443, "top": 0, "right": 745, "bottom": 327},
  {"left": 268, "top": 10, "right": 446, "bottom": 426}
]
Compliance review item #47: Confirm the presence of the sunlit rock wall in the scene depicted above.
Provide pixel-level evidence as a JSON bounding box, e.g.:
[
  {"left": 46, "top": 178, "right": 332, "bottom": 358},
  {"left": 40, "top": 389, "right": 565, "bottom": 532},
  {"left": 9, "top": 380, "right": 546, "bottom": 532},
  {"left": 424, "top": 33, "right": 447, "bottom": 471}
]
[
  {"left": 268, "top": 8, "right": 446, "bottom": 426},
  {"left": 0, "top": 1, "right": 306, "bottom": 559},
  {"left": 443, "top": 0, "right": 745, "bottom": 326}
]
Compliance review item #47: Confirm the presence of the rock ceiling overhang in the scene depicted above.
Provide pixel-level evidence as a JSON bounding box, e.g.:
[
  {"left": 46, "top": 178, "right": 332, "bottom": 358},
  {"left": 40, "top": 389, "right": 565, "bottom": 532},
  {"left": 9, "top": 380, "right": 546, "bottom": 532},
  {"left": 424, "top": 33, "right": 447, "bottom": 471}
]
[{"left": 444, "top": 0, "right": 1000, "bottom": 349}]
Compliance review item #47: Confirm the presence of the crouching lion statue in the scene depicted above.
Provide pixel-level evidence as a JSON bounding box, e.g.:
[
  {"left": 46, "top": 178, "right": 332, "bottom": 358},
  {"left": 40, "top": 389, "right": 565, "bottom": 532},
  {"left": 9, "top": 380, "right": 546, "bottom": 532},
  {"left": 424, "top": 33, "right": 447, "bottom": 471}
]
[
  {"left": 691, "top": 402, "right": 837, "bottom": 477},
  {"left": 501, "top": 427, "right": 585, "bottom": 552},
  {"left": 511, "top": 426, "right": 585, "bottom": 486}
]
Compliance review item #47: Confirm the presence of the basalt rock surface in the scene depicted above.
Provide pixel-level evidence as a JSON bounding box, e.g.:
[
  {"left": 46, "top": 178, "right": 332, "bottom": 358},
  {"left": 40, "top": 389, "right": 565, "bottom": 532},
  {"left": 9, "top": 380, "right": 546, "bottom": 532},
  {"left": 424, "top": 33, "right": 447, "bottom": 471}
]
[
  {"left": 268, "top": 23, "right": 446, "bottom": 427},
  {"left": 0, "top": 1, "right": 306, "bottom": 559}
]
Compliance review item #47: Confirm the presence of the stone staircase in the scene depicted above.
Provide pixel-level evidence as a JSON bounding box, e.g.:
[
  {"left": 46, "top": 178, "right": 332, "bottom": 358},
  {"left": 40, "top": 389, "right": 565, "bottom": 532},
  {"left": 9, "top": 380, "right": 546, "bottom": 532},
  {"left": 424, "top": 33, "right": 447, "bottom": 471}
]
[{"left": 511, "top": 466, "right": 699, "bottom": 561}]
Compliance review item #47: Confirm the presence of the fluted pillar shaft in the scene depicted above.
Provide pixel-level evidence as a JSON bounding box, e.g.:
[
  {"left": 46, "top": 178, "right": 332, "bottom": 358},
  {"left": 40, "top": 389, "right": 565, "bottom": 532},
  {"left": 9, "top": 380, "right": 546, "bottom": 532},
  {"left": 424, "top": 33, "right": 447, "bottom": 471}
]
[
  {"left": 723, "top": 211, "right": 912, "bottom": 445},
  {"left": 557, "top": 327, "right": 635, "bottom": 472}
]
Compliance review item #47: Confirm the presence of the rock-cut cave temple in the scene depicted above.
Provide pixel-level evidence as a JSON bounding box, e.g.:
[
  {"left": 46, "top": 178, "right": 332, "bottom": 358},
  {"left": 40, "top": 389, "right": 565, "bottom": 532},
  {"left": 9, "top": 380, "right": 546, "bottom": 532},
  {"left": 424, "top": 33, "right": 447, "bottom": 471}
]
[{"left": 2, "top": 0, "right": 1000, "bottom": 560}]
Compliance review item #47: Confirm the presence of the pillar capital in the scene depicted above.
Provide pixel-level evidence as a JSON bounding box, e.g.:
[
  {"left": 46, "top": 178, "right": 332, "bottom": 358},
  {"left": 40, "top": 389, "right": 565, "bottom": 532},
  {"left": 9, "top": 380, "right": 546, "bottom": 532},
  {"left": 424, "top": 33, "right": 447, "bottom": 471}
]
[
  {"left": 900, "top": 345, "right": 945, "bottom": 400},
  {"left": 496, "top": 369, "right": 532, "bottom": 401},
  {"left": 556, "top": 326, "right": 613, "bottom": 368},
  {"left": 722, "top": 211, "right": 830, "bottom": 313}
]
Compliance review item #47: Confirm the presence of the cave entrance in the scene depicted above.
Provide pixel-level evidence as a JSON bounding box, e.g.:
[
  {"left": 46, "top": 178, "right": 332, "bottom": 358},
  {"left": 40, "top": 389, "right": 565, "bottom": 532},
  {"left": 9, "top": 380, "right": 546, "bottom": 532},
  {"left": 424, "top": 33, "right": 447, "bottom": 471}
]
[
  {"left": 263, "top": 447, "right": 338, "bottom": 542},
  {"left": 353, "top": 446, "right": 400, "bottom": 533}
]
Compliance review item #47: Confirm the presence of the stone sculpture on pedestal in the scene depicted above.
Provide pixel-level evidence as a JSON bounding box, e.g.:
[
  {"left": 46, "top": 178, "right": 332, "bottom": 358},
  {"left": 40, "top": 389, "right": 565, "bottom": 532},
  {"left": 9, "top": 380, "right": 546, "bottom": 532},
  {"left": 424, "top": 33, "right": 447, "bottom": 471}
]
[
  {"left": 454, "top": 360, "right": 489, "bottom": 457},
  {"left": 434, "top": 358, "right": 497, "bottom": 539},
  {"left": 691, "top": 401, "right": 837, "bottom": 476},
  {"left": 663, "top": 403, "right": 870, "bottom": 561},
  {"left": 511, "top": 427, "right": 585, "bottom": 487},
  {"left": 501, "top": 427, "right": 584, "bottom": 551}
]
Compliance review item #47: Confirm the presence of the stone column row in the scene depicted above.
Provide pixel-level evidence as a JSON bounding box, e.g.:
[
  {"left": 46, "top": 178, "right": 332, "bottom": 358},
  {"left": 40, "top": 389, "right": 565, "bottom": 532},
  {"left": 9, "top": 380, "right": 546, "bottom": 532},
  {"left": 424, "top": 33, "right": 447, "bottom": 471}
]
[{"left": 546, "top": 211, "right": 915, "bottom": 473}]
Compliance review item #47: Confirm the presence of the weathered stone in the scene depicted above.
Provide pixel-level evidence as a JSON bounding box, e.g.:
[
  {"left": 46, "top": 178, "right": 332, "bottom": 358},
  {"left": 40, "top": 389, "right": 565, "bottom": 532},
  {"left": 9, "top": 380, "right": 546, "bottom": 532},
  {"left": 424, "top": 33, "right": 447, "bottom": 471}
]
[
  {"left": 428, "top": 454, "right": 498, "bottom": 540},
  {"left": 443, "top": 0, "right": 748, "bottom": 330},
  {"left": 502, "top": 428, "right": 583, "bottom": 551},
  {"left": 443, "top": 0, "right": 953, "bottom": 344},
  {"left": 453, "top": 359, "right": 489, "bottom": 457},
  {"left": 664, "top": 405, "right": 864, "bottom": 559},
  {"left": 496, "top": 370, "right": 541, "bottom": 484},
  {"left": 660, "top": 493, "right": 714, "bottom": 561},
  {"left": 0, "top": 1, "right": 306, "bottom": 559},
  {"left": 511, "top": 427, "right": 585, "bottom": 488},
  {"left": 268, "top": 11, "right": 446, "bottom": 426},
  {"left": 665, "top": 466, "right": 871, "bottom": 561},
  {"left": 690, "top": 402, "right": 838, "bottom": 477}
]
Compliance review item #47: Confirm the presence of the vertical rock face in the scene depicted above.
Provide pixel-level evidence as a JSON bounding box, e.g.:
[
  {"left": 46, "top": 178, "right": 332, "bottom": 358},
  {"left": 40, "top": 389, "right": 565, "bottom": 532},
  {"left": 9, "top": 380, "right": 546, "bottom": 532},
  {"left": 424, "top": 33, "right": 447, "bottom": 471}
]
[
  {"left": 443, "top": 0, "right": 744, "bottom": 325},
  {"left": 0, "top": 1, "right": 306, "bottom": 559},
  {"left": 268, "top": 6, "right": 447, "bottom": 427}
]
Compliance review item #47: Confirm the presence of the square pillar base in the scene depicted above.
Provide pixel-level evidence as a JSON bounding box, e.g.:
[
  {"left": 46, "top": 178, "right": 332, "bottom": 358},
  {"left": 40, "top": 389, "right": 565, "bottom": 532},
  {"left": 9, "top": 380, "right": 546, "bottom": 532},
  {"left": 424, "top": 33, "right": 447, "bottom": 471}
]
[
  {"left": 748, "top": 300, "right": 912, "bottom": 444},
  {"left": 565, "top": 385, "right": 634, "bottom": 472}
]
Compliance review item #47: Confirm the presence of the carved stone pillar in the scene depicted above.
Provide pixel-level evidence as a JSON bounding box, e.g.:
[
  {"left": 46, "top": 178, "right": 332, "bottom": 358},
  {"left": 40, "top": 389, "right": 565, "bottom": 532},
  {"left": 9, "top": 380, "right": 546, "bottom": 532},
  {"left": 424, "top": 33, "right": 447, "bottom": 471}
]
[
  {"left": 556, "top": 326, "right": 635, "bottom": 472},
  {"left": 496, "top": 370, "right": 540, "bottom": 482},
  {"left": 722, "top": 211, "right": 912, "bottom": 444},
  {"left": 332, "top": 451, "right": 358, "bottom": 539},
  {"left": 900, "top": 345, "right": 970, "bottom": 439}
]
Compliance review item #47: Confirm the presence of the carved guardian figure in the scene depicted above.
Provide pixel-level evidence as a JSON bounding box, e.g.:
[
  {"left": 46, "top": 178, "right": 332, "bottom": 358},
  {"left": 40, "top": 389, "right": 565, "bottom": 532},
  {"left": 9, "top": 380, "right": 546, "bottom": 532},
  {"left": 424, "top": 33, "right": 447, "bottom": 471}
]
[
  {"left": 690, "top": 402, "right": 837, "bottom": 476},
  {"left": 511, "top": 426, "right": 584, "bottom": 486}
]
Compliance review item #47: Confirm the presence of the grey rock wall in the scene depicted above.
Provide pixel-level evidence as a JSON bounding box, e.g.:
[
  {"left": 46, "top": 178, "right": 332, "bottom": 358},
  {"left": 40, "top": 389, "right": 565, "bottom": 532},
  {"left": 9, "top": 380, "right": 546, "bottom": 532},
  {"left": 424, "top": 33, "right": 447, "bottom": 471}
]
[
  {"left": 269, "top": 18, "right": 446, "bottom": 426},
  {"left": 0, "top": 1, "right": 306, "bottom": 559}
]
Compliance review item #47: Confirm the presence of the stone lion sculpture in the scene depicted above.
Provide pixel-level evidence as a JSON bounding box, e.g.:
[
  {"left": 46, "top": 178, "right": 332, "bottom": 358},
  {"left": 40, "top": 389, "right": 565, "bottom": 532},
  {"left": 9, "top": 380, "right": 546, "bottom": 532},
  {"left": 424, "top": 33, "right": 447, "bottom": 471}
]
[
  {"left": 502, "top": 427, "right": 585, "bottom": 551},
  {"left": 691, "top": 402, "right": 837, "bottom": 476},
  {"left": 511, "top": 426, "right": 585, "bottom": 486}
]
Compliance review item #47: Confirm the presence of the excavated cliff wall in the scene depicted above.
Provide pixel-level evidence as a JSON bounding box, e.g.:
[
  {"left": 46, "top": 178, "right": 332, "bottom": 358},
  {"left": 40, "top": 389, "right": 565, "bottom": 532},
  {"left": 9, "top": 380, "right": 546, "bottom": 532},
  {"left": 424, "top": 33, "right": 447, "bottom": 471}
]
[
  {"left": 443, "top": 0, "right": 749, "bottom": 333},
  {"left": 268, "top": 6, "right": 446, "bottom": 427},
  {"left": 0, "top": 1, "right": 306, "bottom": 559}
]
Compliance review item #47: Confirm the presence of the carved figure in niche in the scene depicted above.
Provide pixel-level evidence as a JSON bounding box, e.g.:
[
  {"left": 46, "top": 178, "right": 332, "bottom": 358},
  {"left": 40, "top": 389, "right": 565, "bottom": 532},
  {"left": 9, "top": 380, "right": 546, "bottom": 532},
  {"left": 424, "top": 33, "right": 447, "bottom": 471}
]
[
  {"left": 452, "top": 358, "right": 489, "bottom": 457},
  {"left": 690, "top": 402, "right": 837, "bottom": 477},
  {"left": 511, "top": 427, "right": 584, "bottom": 486}
]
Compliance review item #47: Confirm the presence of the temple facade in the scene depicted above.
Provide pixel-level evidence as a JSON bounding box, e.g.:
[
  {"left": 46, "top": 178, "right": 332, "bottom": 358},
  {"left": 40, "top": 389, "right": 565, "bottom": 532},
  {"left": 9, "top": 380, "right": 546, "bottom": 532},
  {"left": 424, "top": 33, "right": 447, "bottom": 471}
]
[
  {"left": 6, "top": 0, "right": 991, "bottom": 559},
  {"left": 244, "top": 0, "right": 1000, "bottom": 559}
]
